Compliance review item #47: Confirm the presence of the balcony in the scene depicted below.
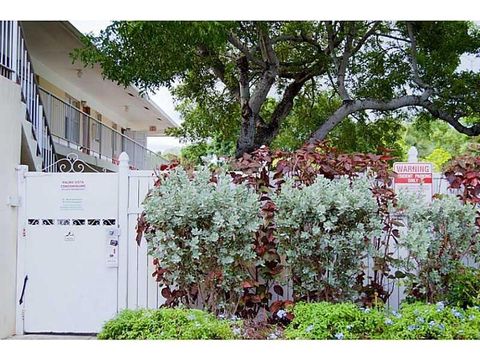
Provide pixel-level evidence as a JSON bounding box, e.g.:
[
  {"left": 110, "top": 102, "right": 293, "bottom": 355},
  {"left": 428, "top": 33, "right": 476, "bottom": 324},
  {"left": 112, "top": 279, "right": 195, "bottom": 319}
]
[{"left": 39, "top": 87, "right": 165, "bottom": 171}]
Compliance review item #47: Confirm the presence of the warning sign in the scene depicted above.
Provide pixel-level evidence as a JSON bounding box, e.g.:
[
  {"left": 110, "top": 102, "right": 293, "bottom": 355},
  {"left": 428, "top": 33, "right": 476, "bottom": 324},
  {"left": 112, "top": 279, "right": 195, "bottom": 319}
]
[{"left": 393, "top": 162, "right": 433, "bottom": 203}]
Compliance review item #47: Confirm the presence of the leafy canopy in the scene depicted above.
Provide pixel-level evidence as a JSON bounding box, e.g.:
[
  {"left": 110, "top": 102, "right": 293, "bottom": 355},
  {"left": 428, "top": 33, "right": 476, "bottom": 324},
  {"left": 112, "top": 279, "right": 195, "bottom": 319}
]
[{"left": 73, "top": 21, "right": 480, "bottom": 156}]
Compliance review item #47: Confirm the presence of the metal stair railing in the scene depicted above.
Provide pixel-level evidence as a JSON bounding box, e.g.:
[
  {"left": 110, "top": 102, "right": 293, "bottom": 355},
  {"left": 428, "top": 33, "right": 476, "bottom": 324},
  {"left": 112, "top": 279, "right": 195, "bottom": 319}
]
[{"left": 1, "top": 20, "right": 57, "bottom": 172}]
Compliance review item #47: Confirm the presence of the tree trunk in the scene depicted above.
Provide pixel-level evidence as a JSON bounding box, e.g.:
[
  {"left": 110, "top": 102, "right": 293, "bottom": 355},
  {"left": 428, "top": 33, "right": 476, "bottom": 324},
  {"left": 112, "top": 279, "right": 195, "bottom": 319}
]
[{"left": 235, "top": 56, "right": 256, "bottom": 157}]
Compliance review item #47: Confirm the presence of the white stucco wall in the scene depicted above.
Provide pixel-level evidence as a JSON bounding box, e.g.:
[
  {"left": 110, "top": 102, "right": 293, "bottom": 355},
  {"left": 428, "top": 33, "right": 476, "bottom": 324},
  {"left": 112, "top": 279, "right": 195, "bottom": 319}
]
[{"left": 0, "top": 76, "right": 23, "bottom": 338}]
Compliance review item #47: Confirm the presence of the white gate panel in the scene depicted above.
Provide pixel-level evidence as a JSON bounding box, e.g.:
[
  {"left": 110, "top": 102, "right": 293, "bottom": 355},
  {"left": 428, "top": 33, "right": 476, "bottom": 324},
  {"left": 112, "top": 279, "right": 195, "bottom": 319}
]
[
  {"left": 22, "top": 172, "right": 119, "bottom": 333},
  {"left": 126, "top": 171, "right": 165, "bottom": 310}
]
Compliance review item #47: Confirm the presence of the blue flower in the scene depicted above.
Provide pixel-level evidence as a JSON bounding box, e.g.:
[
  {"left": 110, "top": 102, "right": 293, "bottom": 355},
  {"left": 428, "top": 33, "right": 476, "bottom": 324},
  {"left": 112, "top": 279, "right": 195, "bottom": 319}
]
[
  {"left": 451, "top": 309, "right": 463, "bottom": 319},
  {"left": 334, "top": 332, "right": 344, "bottom": 340},
  {"left": 436, "top": 302, "right": 445, "bottom": 311},
  {"left": 305, "top": 325, "right": 314, "bottom": 333},
  {"left": 384, "top": 318, "right": 393, "bottom": 325},
  {"left": 407, "top": 325, "right": 417, "bottom": 331},
  {"left": 438, "top": 323, "right": 445, "bottom": 331},
  {"left": 469, "top": 315, "right": 476, "bottom": 321},
  {"left": 392, "top": 311, "right": 402, "bottom": 319},
  {"left": 417, "top": 317, "right": 425, "bottom": 323},
  {"left": 428, "top": 320, "right": 436, "bottom": 327},
  {"left": 346, "top": 324, "right": 353, "bottom": 330}
]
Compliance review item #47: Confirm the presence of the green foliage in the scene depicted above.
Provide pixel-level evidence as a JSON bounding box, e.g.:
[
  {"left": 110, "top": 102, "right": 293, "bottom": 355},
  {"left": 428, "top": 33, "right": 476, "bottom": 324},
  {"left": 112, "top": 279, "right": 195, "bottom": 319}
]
[
  {"left": 143, "top": 167, "right": 261, "bottom": 315},
  {"left": 398, "top": 193, "right": 480, "bottom": 302},
  {"left": 423, "top": 148, "right": 452, "bottom": 172},
  {"left": 274, "top": 176, "right": 384, "bottom": 301},
  {"left": 328, "top": 116, "right": 406, "bottom": 158},
  {"left": 380, "top": 303, "right": 480, "bottom": 340},
  {"left": 97, "top": 308, "right": 238, "bottom": 340},
  {"left": 72, "top": 21, "right": 234, "bottom": 92},
  {"left": 272, "top": 90, "right": 406, "bottom": 156},
  {"left": 271, "top": 91, "right": 341, "bottom": 151},
  {"left": 402, "top": 118, "right": 479, "bottom": 162},
  {"left": 284, "top": 302, "right": 386, "bottom": 340},
  {"left": 284, "top": 302, "right": 480, "bottom": 340},
  {"left": 73, "top": 21, "right": 480, "bottom": 155},
  {"left": 446, "top": 267, "right": 480, "bottom": 309},
  {"left": 179, "top": 138, "right": 235, "bottom": 166}
]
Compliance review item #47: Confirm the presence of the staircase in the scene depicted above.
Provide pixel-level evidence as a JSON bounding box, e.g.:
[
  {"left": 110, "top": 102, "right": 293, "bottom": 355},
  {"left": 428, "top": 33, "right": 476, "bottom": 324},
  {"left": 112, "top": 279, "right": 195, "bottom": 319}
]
[{"left": 0, "top": 21, "right": 56, "bottom": 172}]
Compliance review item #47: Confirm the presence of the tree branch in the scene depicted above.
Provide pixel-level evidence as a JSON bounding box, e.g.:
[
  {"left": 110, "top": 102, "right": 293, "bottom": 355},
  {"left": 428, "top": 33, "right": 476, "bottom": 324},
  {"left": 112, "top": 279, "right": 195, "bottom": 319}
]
[
  {"left": 249, "top": 23, "right": 279, "bottom": 115},
  {"left": 421, "top": 100, "right": 480, "bottom": 136},
  {"left": 255, "top": 76, "right": 312, "bottom": 146},
  {"left": 351, "top": 21, "right": 381, "bottom": 54},
  {"left": 236, "top": 55, "right": 256, "bottom": 156},
  {"left": 406, "top": 22, "right": 431, "bottom": 89},
  {"left": 227, "top": 32, "right": 265, "bottom": 69},
  {"left": 309, "top": 90, "right": 432, "bottom": 141},
  {"left": 197, "top": 45, "right": 240, "bottom": 101}
]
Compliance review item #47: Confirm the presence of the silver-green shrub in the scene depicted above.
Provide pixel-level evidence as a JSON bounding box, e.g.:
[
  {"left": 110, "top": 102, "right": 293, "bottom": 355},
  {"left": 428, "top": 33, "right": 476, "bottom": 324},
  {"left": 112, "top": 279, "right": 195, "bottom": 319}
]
[
  {"left": 143, "top": 167, "right": 261, "bottom": 314},
  {"left": 397, "top": 192, "right": 480, "bottom": 302},
  {"left": 274, "top": 175, "right": 383, "bottom": 301}
]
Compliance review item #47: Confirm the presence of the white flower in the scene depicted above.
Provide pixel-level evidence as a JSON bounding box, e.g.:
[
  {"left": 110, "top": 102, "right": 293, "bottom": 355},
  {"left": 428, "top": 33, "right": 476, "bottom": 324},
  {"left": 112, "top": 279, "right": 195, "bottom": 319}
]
[
  {"left": 277, "top": 309, "right": 287, "bottom": 319},
  {"left": 267, "top": 333, "right": 278, "bottom": 340}
]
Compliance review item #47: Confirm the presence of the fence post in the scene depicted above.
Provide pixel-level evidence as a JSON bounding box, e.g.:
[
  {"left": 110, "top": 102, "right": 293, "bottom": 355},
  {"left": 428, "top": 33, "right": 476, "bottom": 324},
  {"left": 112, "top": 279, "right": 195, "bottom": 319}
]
[
  {"left": 15, "top": 165, "right": 28, "bottom": 335},
  {"left": 407, "top": 146, "right": 418, "bottom": 162},
  {"left": 117, "top": 152, "right": 129, "bottom": 311}
]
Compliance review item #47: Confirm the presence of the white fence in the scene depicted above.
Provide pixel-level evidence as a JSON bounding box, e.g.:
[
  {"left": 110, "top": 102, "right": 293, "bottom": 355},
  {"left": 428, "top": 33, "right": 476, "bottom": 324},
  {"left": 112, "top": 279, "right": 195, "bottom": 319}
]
[
  {"left": 118, "top": 153, "right": 167, "bottom": 312},
  {"left": 122, "top": 171, "right": 461, "bottom": 311},
  {"left": 15, "top": 156, "right": 472, "bottom": 333}
]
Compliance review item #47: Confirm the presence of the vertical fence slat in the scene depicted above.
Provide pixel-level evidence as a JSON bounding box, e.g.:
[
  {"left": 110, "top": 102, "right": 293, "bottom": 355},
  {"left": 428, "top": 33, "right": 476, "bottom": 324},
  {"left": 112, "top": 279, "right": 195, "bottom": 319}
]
[
  {"left": 127, "top": 176, "right": 140, "bottom": 309},
  {"left": 136, "top": 176, "right": 151, "bottom": 308}
]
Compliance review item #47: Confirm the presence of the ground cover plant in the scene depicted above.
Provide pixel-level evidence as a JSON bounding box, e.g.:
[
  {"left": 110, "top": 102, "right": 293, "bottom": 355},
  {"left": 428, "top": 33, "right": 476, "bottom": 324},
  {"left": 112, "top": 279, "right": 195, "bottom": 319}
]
[
  {"left": 284, "top": 302, "right": 480, "bottom": 340},
  {"left": 97, "top": 308, "right": 239, "bottom": 340}
]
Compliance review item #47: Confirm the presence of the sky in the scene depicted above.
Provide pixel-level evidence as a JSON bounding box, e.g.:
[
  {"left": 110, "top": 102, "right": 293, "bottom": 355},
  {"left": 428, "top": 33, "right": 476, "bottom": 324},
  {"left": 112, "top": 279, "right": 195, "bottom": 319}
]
[{"left": 70, "top": 20, "right": 185, "bottom": 154}]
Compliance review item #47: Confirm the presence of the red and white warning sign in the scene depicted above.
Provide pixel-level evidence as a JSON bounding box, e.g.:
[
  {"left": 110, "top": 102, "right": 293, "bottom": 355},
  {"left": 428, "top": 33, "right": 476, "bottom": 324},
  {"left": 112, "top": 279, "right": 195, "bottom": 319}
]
[{"left": 393, "top": 162, "right": 433, "bottom": 203}]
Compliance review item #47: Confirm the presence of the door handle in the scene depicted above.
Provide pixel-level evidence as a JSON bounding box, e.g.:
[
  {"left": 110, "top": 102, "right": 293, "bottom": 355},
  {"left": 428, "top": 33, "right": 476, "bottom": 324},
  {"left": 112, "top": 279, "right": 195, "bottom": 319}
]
[{"left": 19, "top": 275, "right": 28, "bottom": 305}]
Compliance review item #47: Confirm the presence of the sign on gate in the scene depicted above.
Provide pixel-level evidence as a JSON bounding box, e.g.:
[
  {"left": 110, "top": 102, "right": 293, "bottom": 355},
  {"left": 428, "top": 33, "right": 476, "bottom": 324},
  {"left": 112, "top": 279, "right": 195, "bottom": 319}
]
[{"left": 393, "top": 162, "right": 433, "bottom": 203}]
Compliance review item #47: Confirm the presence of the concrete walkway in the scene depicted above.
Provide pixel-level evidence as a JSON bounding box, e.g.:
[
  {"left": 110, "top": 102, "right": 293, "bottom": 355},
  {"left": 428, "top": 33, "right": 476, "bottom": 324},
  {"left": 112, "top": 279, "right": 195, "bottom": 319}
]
[{"left": 7, "top": 334, "right": 96, "bottom": 340}]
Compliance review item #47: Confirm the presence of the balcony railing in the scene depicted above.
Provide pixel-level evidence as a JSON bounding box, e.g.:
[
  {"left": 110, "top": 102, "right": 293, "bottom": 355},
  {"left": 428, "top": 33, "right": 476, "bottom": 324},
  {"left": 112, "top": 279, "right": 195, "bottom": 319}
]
[
  {"left": 1, "top": 20, "right": 56, "bottom": 171},
  {"left": 39, "top": 87, "right": 164, "bottom": 170}
]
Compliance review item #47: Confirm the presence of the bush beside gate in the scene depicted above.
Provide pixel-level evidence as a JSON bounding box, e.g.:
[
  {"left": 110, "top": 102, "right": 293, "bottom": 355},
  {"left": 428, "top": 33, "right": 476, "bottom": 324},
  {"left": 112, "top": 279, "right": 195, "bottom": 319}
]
[{"left": 135, "top": 142, "right": 480, "bottom": 324}]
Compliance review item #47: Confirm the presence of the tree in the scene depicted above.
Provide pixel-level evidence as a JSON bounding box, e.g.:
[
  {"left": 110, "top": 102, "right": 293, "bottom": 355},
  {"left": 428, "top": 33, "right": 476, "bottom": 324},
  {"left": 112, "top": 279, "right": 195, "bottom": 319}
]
[
  {"left": 73, "top": 21, "right": 480, "bottom": 157},
  {"left": 401, "top": 116, "right": 480, "bottom": 170}
]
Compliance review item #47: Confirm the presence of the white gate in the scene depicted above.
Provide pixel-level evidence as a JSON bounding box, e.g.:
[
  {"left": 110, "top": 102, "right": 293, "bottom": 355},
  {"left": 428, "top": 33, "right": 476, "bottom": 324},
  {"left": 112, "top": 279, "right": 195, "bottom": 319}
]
[{"left": 15, "top": 153, "right": 164, "bottom": 335}]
